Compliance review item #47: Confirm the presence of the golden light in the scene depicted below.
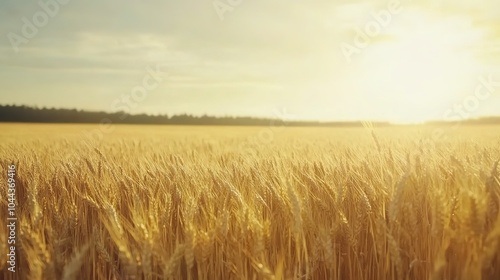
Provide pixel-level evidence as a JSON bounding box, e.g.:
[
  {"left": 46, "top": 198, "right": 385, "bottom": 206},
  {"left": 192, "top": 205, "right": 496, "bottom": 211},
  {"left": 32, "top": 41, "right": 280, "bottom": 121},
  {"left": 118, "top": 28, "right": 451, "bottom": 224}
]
[{"left": 321, "top": 12, "right": 485, "bottom": 124}]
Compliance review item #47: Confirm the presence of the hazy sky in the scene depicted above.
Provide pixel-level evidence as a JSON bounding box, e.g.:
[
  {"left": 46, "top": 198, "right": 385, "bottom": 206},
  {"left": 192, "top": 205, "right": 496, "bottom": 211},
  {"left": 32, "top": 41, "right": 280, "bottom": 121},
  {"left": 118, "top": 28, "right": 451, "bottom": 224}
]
[{"left": 1, "top": 0, "right": 499, "bottom": 122}]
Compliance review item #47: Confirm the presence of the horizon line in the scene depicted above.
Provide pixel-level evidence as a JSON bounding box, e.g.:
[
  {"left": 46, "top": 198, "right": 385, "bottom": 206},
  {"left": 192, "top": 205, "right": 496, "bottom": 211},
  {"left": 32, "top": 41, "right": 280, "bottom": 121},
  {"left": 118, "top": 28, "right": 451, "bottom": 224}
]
[{"left": 1, "top": 104, "right": 500, "bottom": 126}]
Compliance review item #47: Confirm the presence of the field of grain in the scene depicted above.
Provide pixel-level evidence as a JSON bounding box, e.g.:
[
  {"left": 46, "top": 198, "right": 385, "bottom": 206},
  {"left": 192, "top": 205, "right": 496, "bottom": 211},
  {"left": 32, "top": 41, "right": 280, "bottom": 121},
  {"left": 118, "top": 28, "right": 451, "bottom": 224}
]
[{"left": 1, "top": 123, "right": 500, "bottom": 280}]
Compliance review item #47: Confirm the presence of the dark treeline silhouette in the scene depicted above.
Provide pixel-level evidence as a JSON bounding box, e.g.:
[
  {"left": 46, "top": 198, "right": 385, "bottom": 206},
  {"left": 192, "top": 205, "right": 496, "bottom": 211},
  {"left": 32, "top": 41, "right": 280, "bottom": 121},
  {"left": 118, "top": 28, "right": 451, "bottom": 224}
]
[
  {"left": 0, "top": 104, "right": 388, "bottom": 127},
  {"left": 1, "top": 104, "right": 499, "bottom": 127}
]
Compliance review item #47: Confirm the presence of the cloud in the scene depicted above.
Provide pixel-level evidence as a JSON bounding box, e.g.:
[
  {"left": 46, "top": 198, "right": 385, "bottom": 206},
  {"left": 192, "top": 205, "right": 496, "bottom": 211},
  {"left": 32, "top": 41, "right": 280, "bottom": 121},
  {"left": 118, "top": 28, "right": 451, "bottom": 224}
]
[{"left": 0, "top": 0, "right": 499, "bottom": 120}]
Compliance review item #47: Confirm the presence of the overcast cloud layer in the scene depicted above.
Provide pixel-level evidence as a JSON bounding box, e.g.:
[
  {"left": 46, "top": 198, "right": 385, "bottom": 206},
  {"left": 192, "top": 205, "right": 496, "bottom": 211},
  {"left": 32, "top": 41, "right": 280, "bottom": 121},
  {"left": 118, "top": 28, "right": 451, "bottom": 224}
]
[{"left": 1, "top": 0, "right": 499, "bottom": 122}]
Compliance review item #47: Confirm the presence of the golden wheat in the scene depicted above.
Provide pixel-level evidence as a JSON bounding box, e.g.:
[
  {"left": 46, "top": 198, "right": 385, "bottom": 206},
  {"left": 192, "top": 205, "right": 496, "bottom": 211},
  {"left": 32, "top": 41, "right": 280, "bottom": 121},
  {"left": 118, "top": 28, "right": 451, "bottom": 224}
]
[{"left": 0, "top": 124, "right": 500, "bottom": 279}]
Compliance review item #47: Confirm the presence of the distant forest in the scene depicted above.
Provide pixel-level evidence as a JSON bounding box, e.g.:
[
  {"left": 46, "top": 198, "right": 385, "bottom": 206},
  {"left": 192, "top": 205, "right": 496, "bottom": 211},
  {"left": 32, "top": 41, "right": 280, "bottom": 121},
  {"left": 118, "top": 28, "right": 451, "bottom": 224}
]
[{"left": 1, "top": 105, "right": 499, "bottom": 127}]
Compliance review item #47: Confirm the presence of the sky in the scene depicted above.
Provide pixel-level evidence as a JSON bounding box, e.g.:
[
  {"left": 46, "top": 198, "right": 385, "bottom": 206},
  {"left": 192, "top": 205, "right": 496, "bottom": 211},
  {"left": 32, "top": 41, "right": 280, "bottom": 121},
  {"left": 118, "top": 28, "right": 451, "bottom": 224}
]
[{"left": 0, "top": 0, "right": 499, "bottom": 123}]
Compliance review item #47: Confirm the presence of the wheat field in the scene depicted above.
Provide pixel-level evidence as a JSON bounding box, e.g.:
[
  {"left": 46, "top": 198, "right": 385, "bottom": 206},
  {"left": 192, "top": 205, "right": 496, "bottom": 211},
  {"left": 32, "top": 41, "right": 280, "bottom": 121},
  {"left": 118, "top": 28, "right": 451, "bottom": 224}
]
[{"left": 1, "top": 123, "right": 500, "bottom": 280}]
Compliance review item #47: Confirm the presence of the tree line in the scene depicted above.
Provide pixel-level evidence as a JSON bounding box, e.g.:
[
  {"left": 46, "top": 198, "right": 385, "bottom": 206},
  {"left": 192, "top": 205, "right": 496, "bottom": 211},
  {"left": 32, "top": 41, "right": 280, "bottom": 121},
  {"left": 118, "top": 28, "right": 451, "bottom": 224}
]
[{"left": 1, "top": 104, "right": 498, "bottom": 126}]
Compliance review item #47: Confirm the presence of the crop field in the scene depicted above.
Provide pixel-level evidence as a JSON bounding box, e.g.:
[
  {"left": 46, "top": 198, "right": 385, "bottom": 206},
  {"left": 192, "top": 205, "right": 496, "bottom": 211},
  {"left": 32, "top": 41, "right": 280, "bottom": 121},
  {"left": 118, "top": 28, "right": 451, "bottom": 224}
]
[{"left": 1, "top": 123, "right": 500, "bottom": 280}]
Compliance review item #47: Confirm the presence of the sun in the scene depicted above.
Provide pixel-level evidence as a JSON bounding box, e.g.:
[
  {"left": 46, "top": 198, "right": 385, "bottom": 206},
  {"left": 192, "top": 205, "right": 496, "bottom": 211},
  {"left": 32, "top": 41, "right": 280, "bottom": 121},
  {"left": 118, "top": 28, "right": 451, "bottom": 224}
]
[{"left": 349, "top": 15, "right": 482, "bottom": 124}]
